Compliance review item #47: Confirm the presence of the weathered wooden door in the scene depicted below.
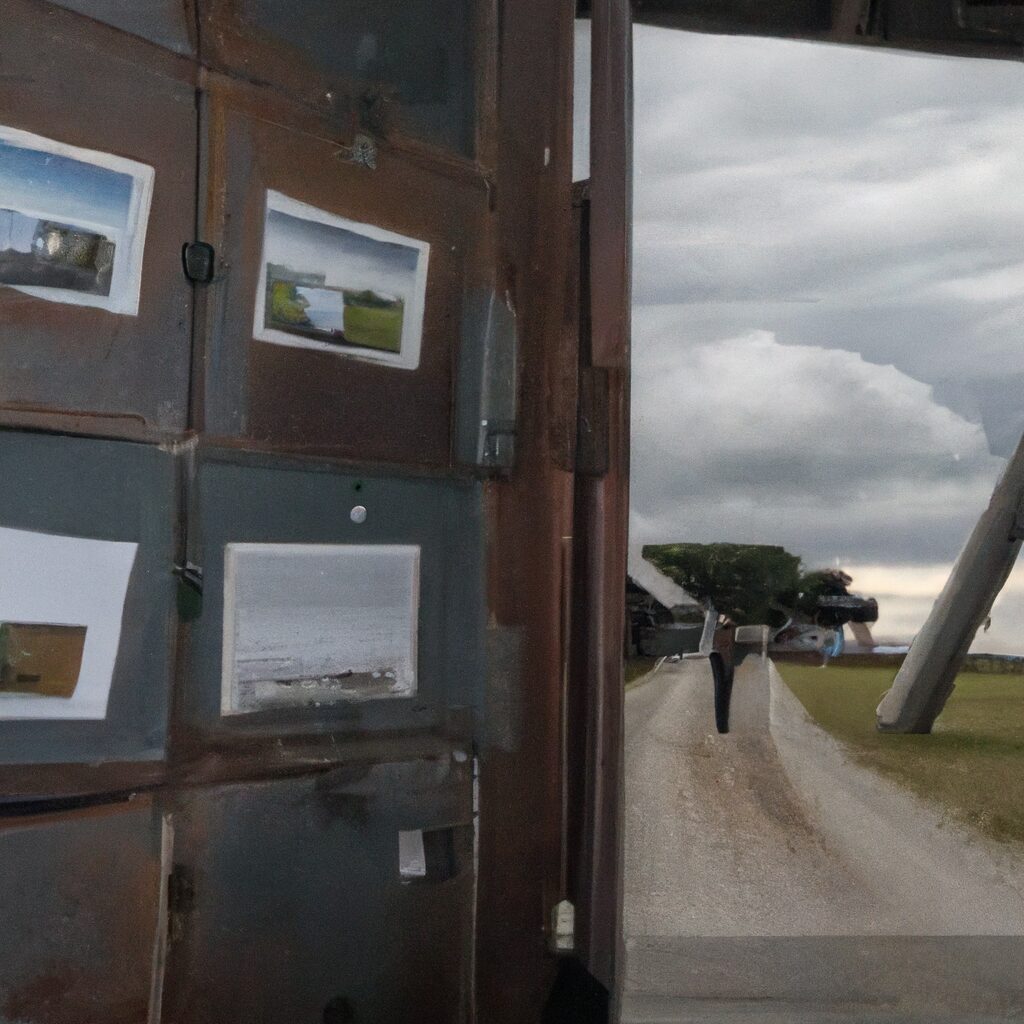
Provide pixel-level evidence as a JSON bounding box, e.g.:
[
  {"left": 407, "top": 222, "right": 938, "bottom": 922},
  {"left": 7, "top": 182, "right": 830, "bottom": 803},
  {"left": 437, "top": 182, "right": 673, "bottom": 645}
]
[
  {"left": 0, "top": 1, "right": 490, "bottom": 1020},
  {"left": 161, "top": 4, "right": 489, "bottom": 1019},
  {"left": 0, "top": 4, "right": 193, "bottom": 1019},
  {"left": 0, "top": 1, "right": 630, "bottom": 1020}
]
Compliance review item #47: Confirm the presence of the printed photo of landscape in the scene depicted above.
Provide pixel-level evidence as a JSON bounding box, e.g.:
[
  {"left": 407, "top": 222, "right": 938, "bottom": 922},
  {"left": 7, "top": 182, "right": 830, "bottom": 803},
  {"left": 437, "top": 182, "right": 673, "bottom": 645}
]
[
  {"left": 221, "top": 543, "right": 420, "bottom": 715},
  {"left": 255, "top": 191, "right": 429, "bottom": 368},
  {"left": 0, "top": 525, "right": 137, "bottom": 721},
  {"left": 0, "top": 208, "right": 115, "bottom": 297},
  {"left": 0, "top": 128, "right": 152, "bottom": 314}
]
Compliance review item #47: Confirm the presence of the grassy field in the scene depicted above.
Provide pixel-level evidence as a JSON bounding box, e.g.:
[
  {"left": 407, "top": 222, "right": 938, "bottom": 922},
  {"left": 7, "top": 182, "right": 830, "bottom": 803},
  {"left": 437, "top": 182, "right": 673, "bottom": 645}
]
[
  {"left": 777, "top": 662, "right": 1024, "bottom": 845},
  {"left": 343, "top": 303, "right": 403, "bottom": 352}
]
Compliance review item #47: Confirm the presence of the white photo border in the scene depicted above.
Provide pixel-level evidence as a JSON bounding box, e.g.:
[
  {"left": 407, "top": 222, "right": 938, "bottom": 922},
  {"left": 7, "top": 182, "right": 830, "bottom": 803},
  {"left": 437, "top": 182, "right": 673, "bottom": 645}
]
[
  {"left": 252, "top": 189, "right": 431, "bottom": 371},
  {"left": 221, "top": 542, "right": 421, "bottom": 716},
  {"left": 0, "top": 526, "right": 138, "bottom": 720},
  {"left": 0, "top": 124, "right": 154, "bottom": 317}
]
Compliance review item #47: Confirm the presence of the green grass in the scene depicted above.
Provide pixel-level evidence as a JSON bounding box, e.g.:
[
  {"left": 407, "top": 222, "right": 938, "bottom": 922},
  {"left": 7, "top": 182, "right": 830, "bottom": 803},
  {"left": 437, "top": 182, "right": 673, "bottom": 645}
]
[
  {"left": 777, "top": 663, "right": 1024, "bottom": 845},
  {"left": 343, "top": 303, "right": 403, "bottom": 352},
  {"left": 625, "top": 657, "right": 658, "bottom": 687}
]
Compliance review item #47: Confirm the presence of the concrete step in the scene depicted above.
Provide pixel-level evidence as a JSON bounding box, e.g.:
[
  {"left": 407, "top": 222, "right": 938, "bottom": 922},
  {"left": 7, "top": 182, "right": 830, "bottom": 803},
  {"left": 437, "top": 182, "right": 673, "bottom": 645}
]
[{"left": 624, "top": 936, "right": 1024, "bottom": 1022}]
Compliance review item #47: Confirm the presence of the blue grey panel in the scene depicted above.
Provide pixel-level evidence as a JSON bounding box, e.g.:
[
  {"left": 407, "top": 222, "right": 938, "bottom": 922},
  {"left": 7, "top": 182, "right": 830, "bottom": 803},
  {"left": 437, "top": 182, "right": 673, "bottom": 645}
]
[
  {"left": 162, "top": 770, "right": 473, "bottom": 1024},
  {"left": 46, "top": 0, "right": 195, "bottom": 55},
  {"left": 0, "top": 431, "right": 177, "bottom": 765},
  {"left": 0, "top": 800, "right": 163, "bottom": 1023},
  {"left": 181, "top": 451, "right": 485, "bottom": 737}
]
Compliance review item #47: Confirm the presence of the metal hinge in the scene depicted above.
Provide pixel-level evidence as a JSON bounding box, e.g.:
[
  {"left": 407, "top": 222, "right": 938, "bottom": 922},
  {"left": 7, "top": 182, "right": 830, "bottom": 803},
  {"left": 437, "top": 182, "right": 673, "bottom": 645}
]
[
  {"left": 182, "top": 242, "right": 215, "bottom": 284},
  {"left": 575, "top": 366, "right": 609, "bottom": 477},
  {"left": 549, "top": 899, "right": 576, "bottom": 954},
  {"left": 167, "top": 863, "right": 195, "bottom": 944}
]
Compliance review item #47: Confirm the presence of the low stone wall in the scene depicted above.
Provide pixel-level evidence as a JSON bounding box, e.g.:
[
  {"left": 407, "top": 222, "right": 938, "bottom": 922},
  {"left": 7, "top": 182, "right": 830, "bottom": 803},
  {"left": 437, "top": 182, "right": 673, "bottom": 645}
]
[
  {"left": 963, "top": 653, "right": 1024, "bottom": 675},
  {"left": 772, "top": 651, "right": 1024, "bottom": 675}
]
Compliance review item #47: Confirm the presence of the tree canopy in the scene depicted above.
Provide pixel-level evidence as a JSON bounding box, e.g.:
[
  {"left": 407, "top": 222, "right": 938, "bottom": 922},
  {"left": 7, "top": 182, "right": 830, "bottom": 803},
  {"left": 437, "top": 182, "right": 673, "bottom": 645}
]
[{"left": 642, "top": 542, "right": 802, "bottom": 627}]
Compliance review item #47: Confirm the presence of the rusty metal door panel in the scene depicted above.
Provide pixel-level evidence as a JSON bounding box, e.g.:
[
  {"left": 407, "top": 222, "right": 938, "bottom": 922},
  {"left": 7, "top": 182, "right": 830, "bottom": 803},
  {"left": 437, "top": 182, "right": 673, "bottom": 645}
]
[
  {"left": 0, "top": 798, "right": 165, "bottom": 1024},
  {"left": 196, "top": 80, "right": 489, "bottom": 466},
  {"left": 161, "top": 768, "right": 474, "bottom": 1024},
  {"left": 0, "top": 1, "right": 196, "bottom": 441},
  {"left": 41, "top": 0, "right": 197, "bottom": 55},
  {"left": 173, "top": 449, "right": 484, "bottom": 750},
  {"left": 0, "top": 431, "right": 178, "bottom": 780},
  {"left": 197, "top": 0, "right": 478, "bottom": 155}
]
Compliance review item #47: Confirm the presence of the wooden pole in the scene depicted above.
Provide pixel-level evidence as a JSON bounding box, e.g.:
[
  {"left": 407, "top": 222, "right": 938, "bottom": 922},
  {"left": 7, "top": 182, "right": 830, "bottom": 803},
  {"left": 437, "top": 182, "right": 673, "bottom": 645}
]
[{"left": 876, "top": 433, "right": 1024, "bottom": 733}]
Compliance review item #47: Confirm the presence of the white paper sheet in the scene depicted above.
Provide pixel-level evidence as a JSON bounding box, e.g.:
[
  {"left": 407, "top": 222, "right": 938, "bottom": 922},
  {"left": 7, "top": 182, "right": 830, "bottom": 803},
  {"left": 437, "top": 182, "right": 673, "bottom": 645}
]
[{"left": 0, "top": 526, "right": 138, "bottom": 719}]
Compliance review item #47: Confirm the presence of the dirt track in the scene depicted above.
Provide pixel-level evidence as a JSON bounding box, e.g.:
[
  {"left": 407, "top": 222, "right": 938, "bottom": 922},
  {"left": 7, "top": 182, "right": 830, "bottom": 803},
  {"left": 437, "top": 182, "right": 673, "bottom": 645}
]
[{"left": 622, "top": 658, "right": 1024, "bottom": 1022}]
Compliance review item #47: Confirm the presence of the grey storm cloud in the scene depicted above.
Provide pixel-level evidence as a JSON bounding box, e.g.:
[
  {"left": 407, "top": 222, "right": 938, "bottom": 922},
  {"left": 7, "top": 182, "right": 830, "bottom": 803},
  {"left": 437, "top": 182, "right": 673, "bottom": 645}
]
[
  {"left": 630, "top": 28, "right": 1024, "bottom": 389},
  {"left": 619, "top": 25, "right": 1024, "bottom": 594},
  {"left": 630, "top": 328, "right": 1003, "bottom": 565}
]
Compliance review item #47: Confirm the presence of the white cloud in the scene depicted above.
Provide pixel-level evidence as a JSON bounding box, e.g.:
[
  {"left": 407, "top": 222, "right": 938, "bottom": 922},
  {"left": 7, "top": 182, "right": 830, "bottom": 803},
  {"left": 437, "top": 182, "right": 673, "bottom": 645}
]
[
  {"left": 844, "top": 561, "right": 1024, "bottom": 654},
  {"left": 631, "top": 329, "right": 1003, "bottom": 571}
]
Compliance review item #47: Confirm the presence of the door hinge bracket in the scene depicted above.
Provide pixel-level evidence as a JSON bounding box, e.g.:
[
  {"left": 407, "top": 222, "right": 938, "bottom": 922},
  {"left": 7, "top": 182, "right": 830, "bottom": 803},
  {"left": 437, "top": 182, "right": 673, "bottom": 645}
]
[
  {"left": 550, "top": 899, "right": 576, "bottom": 954},
  {"left": 575, "top": 366, "right": 610, "bottom": 477},
  {"left": 455, "top": 289, "right": 518, "bottom": 473},
  {"left": 167, "top": 863, "right": 195, "bottom": 943}
]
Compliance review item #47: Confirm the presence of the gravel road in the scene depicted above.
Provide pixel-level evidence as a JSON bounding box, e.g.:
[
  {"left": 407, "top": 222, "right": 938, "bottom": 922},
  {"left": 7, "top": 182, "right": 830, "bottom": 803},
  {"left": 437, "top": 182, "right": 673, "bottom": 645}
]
[{"left": 622, "top": 657, "right": 1024, "bottom": 1022}]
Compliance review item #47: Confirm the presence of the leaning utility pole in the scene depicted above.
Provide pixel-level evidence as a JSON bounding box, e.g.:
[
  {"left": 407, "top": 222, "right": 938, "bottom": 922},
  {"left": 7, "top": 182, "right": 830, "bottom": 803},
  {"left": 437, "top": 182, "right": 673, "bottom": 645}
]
[{"left": 877, "top": 432, "right": 1024, "bottom": 733}]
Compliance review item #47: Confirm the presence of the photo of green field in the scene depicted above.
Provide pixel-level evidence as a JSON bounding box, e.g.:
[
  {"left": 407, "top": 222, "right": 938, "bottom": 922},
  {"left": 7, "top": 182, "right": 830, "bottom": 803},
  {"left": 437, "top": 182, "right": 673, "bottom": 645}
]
[
  {"left": 265, "top": 268, "right": 405, "bottom": 353},
  {"left": 342, "top": 294, "right": 404, "bottom": 352},
  {"left": 256, "top": 193, "right": 429, "bottom": 368}
]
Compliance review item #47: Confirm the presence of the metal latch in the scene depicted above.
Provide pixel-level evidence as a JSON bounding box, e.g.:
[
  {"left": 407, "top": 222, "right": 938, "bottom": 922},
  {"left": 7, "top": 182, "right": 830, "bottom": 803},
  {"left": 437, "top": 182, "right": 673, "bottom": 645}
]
[
  {"left": 480, "top": 419, "right": 516, "bottom": 467},
  {"left": 182, "top": 242, "right": 215, "bottom": 284},
  {"left": 456, "top": 289, "right": 518, "bottom": 472}
]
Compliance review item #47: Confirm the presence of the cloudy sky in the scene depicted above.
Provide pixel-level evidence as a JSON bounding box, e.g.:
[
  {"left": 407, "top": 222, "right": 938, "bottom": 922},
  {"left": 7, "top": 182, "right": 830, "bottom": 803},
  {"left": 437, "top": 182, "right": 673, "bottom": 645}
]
[
  {"left": 579, "top": 25, "right": 1024, "bottom": 650},
  {"left": 0, "top": 135, "right": 133, "bottom": 233},
  {"left": 264, "top": 206, "right": 420, "bottom": 298}
]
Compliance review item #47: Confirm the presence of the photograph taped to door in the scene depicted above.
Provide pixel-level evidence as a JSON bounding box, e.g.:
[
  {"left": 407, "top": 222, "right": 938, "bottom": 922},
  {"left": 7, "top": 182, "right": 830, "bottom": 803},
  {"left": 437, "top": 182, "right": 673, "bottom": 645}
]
[
  {"left": 253, "top": 190, "right": 430, "bottom": 370},
  {"left": 222, "top": 543, "right": 420, "bottom": 715},
  {"left": 0, "top": 125, "right": 154, "bottom": 316},
  {"left": 0, "top": 526, "right": 137, "bottom": 719}
]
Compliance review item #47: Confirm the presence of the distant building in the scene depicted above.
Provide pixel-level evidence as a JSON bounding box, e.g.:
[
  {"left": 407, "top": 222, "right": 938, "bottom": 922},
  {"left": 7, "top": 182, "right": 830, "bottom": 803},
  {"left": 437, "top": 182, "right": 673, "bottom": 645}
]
[{"left": 626, "top": 553, "right": 703, "bottom": 657}]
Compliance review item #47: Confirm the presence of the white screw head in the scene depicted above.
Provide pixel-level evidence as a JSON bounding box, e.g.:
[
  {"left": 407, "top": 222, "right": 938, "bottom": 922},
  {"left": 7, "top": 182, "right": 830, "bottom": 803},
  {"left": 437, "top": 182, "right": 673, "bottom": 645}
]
[{"left": 350, "top": 505, "right": 367, "bottom": 524}]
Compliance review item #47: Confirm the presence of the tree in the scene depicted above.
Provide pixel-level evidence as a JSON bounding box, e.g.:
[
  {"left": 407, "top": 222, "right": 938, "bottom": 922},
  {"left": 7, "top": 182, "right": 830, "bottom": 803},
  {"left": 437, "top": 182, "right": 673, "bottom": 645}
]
[
  {"left": 642, "top": 542, "right": 802, "bottom": 627},
  {"left": 269, "top": 280, "right": 311, "bottom": 326}
]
